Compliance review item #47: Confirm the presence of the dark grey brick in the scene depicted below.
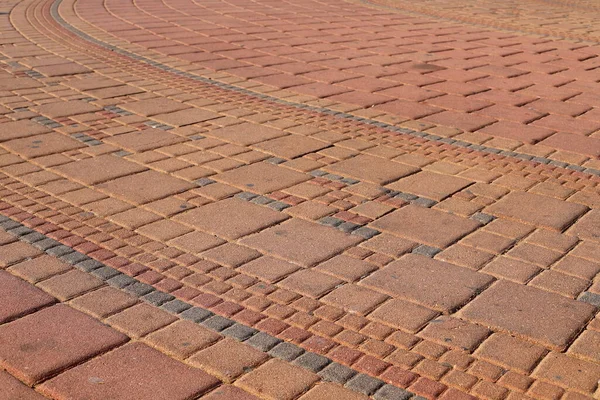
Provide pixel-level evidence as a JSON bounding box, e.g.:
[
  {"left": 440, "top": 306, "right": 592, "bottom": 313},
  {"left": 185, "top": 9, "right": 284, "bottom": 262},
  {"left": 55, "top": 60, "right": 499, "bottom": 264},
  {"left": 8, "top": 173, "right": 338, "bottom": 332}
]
[
  {"left": 180, "top": 307, "right": 213, "bottom": 323},
  {"left": 310, "top": 170, "right": 327, "bottom": 177},
  {"left": 201, "top": 315, "right": 234, "bottom": 331},
  {"left": 319, "top": 216, "right": 343, "bottom": 227},
  {"left": 410, "top": 198, "right": 437, "bottom": 208},
  {"left": 7, "top": 226, "right": 33, "bottom": 237},
  {"left": 245, "top": 331, "right": 281, "bottom": 352},
  {"left": 222, "top": 323, "right": 258, "bottom": 341},
  {"left": 75, "top": 259, "right": 104, "bottom": 272},
  {"left": 411, "top": 245, "right": 441, "bottom": 258},
  {"left": 352, "top": 227, "right": 380, "bottom": 239},
  {"left": 324, "top": 173, "right": 343, "bottom": 181},
  {"left": 123, "top": 282, "right": 155, "bottom": 296},
  {"left": 0, "top": 220, "right": 22, "bottom": 230},
  {"left": 45, "top": 245, "right": 73, "bottom": 257},
  {"left": 142, "top": 291, "right": 175, "bottom": 306},
  {"left": 161, "top": 299, "right": 192, "bottom": 314},
  {"left": 0, "top": 215, "right": 11, "bottom": 223},
  {"left": 60, "top": 251, "right": 89, "bottom": 265},
  {"left": 338, "top": 222, "right": 360, "bottom": 233},
  {"left": 578, "top": 292, "right": 600, "bottom": 308},
  {"left": 293, "top": 352, "right": 331, "bottom": 372},
  {"left": 268, "top": 201, "right": 290, "bottom": 211},
  {"left": 20, "top": 232, "right": 45, "bottom": 244},
  {"left": 345, "top": 374, "right": 385, "bottom": 396},
  {"left": 374, "top": 384, "right": 413, "bottom": 400},
  {"left": 250, "top": 196, "right": 273, "bottom": 205},
  {"left": 234, "top": 192, "right": 258, "bottom": 201},
  {"left": 268, "top": 342, "right": 304, "bottom": 361},
  {"left": 91, "top": 266, "right": 120, "bottom": 280},
  {"left": 318, "top": 362, "right": 356, "bottom": 384},
  {"left": 266, "top": 157, "right": 285, "bottom": 165},
  {"left": 106, "top": 273, "right": 136, "bottom": 288},
  {"left": 471, "top": 212, "right": 495, "bottom": 225},
  {"left": 195, "top": 178, "right": 215, "bottom": 187},
  {"left": 394, "top": 192, "right": 418, "bottom": 201},
  {"left": 341, "top": 178, "right": 360, "bottom": 185},
  {"left": 112, "top": 150, "right": 131, "bottom": 157}
]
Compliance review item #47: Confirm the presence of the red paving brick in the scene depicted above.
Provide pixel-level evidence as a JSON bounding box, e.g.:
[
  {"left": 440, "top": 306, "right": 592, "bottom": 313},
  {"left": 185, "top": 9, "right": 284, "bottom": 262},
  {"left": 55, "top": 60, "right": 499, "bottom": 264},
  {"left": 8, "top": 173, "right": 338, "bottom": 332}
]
[{"left": 0, "top": 0, "right": 600, "bottom": 398}]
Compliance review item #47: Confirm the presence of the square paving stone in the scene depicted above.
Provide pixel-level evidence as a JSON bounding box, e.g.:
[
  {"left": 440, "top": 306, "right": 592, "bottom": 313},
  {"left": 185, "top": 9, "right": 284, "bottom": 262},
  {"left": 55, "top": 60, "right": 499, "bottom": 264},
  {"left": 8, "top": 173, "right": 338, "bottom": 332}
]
[
  {"left": 387, "top": 171, "right": 472, "bottom": 201},
  {"left": 85, "top": 85, "right": 144, "bottom": 99},
  {"left": 66, "top": 75, "right": 123, "bottom": 91},
  {"left": 321, "top": 284, "right": 388, "bottom": 314},
  {"left": 0, "top": 270, "right": 55, "bottom": 323},
  {"left": 368, "top": 298, "right": 438, "bottom": 333},
  {"left": 153, "top": 108, "right": 220, "bottom": 127},
  {"left": 0, "top": 241, "right": 42, "bottom": 267},
  {"left": 361, "top": 254, "right": 493, "bottom": 313},
  {"left": 104, "top": 128, "right": 186, "bottom": 152},
  {"left": 53, "top": 154, "right": 147, "bottom": 185},
  {"left": 567, "top": 209, "right": 600, "bottom": 241},
  {"left": 279, "top": 269, "right": 343, "bottom": 298},
  {"left": 0, "top": 304, "right": 128, "bottom": 385},
  {"left": 39, "top": 342, "right": 220, "bottom": 400},
  {"left": 485, "top": 191, "right": 588, "bottom": 231},
  {"left": 241, "top": 218, "right": 362, "bottom": 267},
  {"left": 174, "top": 198, "right": 287, "bottom": 239},
  {"left": 2, "top": 132, "right": 85, "bottom": 159},
  {"left": 0, "top": 370, "right": 47, "bottom": 400},
  {"left": 0, "top": 120, "right": 50, "bottom": 142},
  {"left": 97, "top": 170, "right": 194, "bottom": 204},
  {"left": 325, "top": 154, "right": 419, "bottom": 185},
  {"left": 207, "top": 122, "right": 286, "bottom": 145},
  {"left": 214, "top": 162, "right": 310, "bottom": 194},
  {"left": 239, "top": 256, "right": 300, "bottom": 283},
  {"left": 459, "top": 280, "right": 595, "bottom": 351},
  {"left": 35, "top": 100, "right": 101, "bottom": 118},
  {"left": 252, "top": 135, "right": 330, "bottom": 159},
  {"left": 120, "top": 97, "right": 190, "bottom": 117},
  {"left": 370, "top": 205, "right": 481, "bottom": 248}
]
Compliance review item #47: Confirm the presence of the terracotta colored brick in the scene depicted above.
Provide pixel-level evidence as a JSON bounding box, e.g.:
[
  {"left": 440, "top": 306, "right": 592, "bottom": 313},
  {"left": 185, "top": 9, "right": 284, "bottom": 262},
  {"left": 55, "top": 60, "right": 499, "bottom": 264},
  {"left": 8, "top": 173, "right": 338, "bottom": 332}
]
[
  {"left": 460, "top": 281, "right": 594, "bottom": 350},
  {"left": 325, "top": 154, "right": 419, "bottom": 185},
  {"left": 104, "top": 128, "right": 186, "bottom": 152},
  {"left": 106, "top": 303, "right": 177, "bottom": 338},
  {"left": 419, "top": 316, "right": 490, "bottom": 352},
  {"left": 410, "top": 377, "right": 448, "bottom": 398},
  {"left": 363, "top": 254, "right": 493, "bottom": 312},
  {"left": 236, "top": 359, "right": 319, "bottom": 400},
  {"left": 0, "top": 304, "right": 127, "bottom": 385},
  {"left": 471, "top": 381, "right": 509, "bottom": 400},
  {"left": 0, "top": 370, "right": 48, "bottom": 400},
  {"left": 253, "top": 135, "right": 328, "bottom": 159},
  {"left": 202, "top": 385, "right": 260, "bottom": 400},
  {"left": 321, "top": 284, "right": 387, "bottom": 314},
  {"left": 315, "top": 255, "right": 377, "bottom": 282},
  {"left": 534, "top": 353, "right": 600, "bottom": 393},
  {"left": 215, "top": 162, "right": 309, "bottom": 194},
  {"left": 0, "top": 270, "right": 55, "bottom": 323},
  {"left": 54, "top": 154, "right": 146, "bottom": 185},
  {"left": 371, "top": 205, "right": 481, "bottom": 248},
  {"left": 40, "top": 343, "right": 219, "bottom": 400},
  {"left": 0, "top": 241, "right": 42, "bottom": 268},
  {"left": 388, "top": 171, "right": 472, "bottom": 201},
  {"left": 69, "top": 286, "right": 138, "bottom": 318},
  {"left": 369, "top": 298, "right": 438, "bottom": 332},
  {"left": 37, "top": 269, "right": 104, "bottom": 301}
]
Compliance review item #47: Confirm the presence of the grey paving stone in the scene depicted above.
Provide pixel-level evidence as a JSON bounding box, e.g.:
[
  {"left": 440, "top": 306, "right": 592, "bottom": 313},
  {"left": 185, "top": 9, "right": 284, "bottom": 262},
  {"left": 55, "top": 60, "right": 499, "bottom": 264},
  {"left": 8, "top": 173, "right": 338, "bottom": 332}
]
[
  {"left": 578, "top": 292, "right": 600, "bottom": 308},
  {"left": 234, "top": 192, "right": 257, "bottom": 201},
  {"left": 319, "top": 216, "right": 343, "bottom": 227},
  {"left": 46, "top": 245, "right": 73, "bottom": 257},
  {"left": 410, "top": 198, "right": 437, "bottom": 208},
  {"left": 319, "top": 362, "right": 356, "bottom": 384},
  {"left": 195, "top": 178, "right": 215, "bottom": 187},
  {"left": 75, "top": 259, "right": 104, "bottom": 272},
  {"left": 222, "top": 323, "right": 258, "bottom": 341},
  {"left": 106, "top": 273, "right": 136, "bottom": 288},
  {"left": 352, "top": 227, "right": 380, "bottom": 239},
  {"left": 293, "top": 352, "right": 331, "bottom": 372},
  {"left": 394, "top": 192, "right": 418, "bottom": 201},
  {"left": 268, "top": 342, "right": 305, "bottom": 361},
  {"left": 201, "top": 315, "right": 235, "bottom": 331},
  {"left": 374, "top": 384, "right": 413, "bottom": 400},
  {"left": 20, "top": 232, "right": 45, "bottom": 244},
  {"left": 345, "top": 374, "right": 385, "bottom": 396},
  {"left": 32, "top": 238, "right": 60, "bottom": 251},
  {"left": 411, "top": 245, "right": 441, "bottom": 258},
  {"left": 161, "top": 299, "right": 192, "bottom": 314},
  {"left": 7, "top": 226, "right": 33, "bottom": 237},
  {"left": 338, "top": 221, "right": 360, "bottom": 233},
  {"left": 471, "top": 212, "right": 495, "bottom": 225},
  {"left": 91, "top": 266, "right": 121, "bottom": 280},
  {"left": 268, "top": 201, "right": 290, "bottom": 211},
  {"left": 180, "top": 307, "right": 213, "bottom": 323},
  {"left": 123, "top": 282, "right": 155, "bottom": 296},
  {"left": 245, "top": 331, "right": 281, "bottom": 352},
  {"left": 142, "top": 291, "right": 175, "bottom": 306},
  {"left": 60, "top": 251, "right": 89, "bottom": 265},
  {"left": 310, "top": 170, "right": 327, "bottom": 177},
  {"left": 250, "top": 196, "right": 273, "bottom": 205}
]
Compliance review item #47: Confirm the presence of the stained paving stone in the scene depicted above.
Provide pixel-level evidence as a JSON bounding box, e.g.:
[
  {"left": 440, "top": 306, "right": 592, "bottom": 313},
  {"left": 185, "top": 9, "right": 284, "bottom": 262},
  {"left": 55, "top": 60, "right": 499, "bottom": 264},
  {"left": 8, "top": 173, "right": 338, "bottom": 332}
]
[
  {"left": 103, "top": 128, "right": 186, "bottom": 152},
  {"left": 174, "top": 198, "right": 287, "bottom": 239},
  {"left": 0, "top": 304, "right": 128, "bottom": 385},
  {"left": 325, "top": 154, "right": 419, "bottom": 185},
  {"left": 39, "top": 342, "right": 220, "bottom": 400},
  {"left": 215, "top": 162, "right": 310, "bottom": 194},
  {"left": 53, "top": 154, "right": 147, "bottom": 185},
  {"left": 0, "top": 269, "right": 56, "bottom": 323},
  {"left": 98, "top": 170, "right": 194, "bottom": 204},
  {"left": 241, "top": 218, "right": 362, "bottom": 267},
  {"left": 485, "top": 192, "right": 588, "bottom": 231},
  {"left": 460, "top": 280, "right": 595, "bottom": 350},
  {"left": 371, "top": 205, "right": 481, "bottom": 248},
  {"left": 2, "top": 132, "right": 85, "bottom": 158},
  {"left": 362, "top": 254, "right": 493, "bottom": 313}
]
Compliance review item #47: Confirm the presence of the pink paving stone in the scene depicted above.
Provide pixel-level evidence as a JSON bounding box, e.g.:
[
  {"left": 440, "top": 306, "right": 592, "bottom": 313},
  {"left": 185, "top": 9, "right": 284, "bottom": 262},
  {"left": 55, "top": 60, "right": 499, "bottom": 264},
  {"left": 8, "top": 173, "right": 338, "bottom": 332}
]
[
  {"left": 0, "top": 270, "right": 56, "bottom": 323},
  {"left": 0, "top": 370, "right": 47, "bottom": 400},
  {"left": 0, "top": 304, "right": 128, "bottom": 385},
  {"left": 39, "top": 343, "right": 220, "bottom": 400}
]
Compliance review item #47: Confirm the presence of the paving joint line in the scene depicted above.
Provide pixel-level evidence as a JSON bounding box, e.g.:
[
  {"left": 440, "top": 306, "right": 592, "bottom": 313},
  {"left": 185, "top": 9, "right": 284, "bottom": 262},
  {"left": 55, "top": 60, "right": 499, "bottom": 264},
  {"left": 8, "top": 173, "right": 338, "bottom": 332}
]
[
  {"left": 47, "top": 0, "right": 600, "bottom": 178},
  {"left": 0, "top": 212, "right": 425, "bottom": 400}
]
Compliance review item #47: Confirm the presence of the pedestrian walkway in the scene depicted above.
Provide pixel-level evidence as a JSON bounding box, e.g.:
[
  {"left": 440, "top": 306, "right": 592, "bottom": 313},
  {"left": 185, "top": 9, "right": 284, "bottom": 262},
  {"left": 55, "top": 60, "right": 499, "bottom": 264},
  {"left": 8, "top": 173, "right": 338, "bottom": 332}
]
[{"left": 0, "top": 0, "right": 599, "bottom": 399}]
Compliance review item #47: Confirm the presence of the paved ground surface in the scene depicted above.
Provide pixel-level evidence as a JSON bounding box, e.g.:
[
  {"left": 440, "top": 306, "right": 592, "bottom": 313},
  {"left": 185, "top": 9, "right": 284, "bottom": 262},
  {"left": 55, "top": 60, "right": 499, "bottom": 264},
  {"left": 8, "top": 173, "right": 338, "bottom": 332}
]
[{"left": 0, "top": 0, "right": 599, "bottom": 399}]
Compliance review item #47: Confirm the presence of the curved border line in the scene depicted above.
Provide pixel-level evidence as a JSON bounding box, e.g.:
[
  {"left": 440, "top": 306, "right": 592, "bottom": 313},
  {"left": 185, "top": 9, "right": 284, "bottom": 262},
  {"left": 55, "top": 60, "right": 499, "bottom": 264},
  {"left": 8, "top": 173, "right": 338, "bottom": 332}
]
[{"left": 47, "top": 0, "right": 599, "bottom": 177}]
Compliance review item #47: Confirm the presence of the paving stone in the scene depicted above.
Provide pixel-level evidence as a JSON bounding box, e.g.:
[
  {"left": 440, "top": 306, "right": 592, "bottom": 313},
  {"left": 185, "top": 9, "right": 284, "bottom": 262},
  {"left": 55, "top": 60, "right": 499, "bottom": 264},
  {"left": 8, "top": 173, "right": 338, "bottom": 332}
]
[
  {"left": 369, "top": 298, "right": 438, "bottom": 333},
  {"left": 161, "top": 299, "right": 192, "bottom": 314},
  {"left": 325, "top": 154, "right": 419, "bottom": 185},
  {"left": 144, "top": 320, "right": 220, "bottom": 359},
  {"left": 371, "top": 205, "right": 481, "bottom": 248},
  {"left": 222, "top": 323, "right": 259, "bottom": 341},
  {"left": 534, "top": 352, "right": 600, "bottom": 393},
  {"left": 241, "top": 218, "right": 362, "bottom": 267},
  {"left": 53, "top": 154, "right": 146, "bottom": 185},
  {"left": 215, "top": 162, "right": 310, "bottom": 194},
  {"left": 201, "top": 315, "right": 235, "bottom": 331},
  {"left": 0, "top": 241, "right": 42, "bottom": 267},
  {"left": 106, "top": 303, "right": 177, "bottom": 338},
  {"left": 300, "top": 382, "right": 370, "bottom": 400},
  {"left": 253, "top": 135, "right": 329, "bottom": 159},
  {"left": 321, "top": 284, "right": 388, "bottom": 314},
  {"left": 69, "top": 286, "right": 138, "bottom": 318},
  {"left": 268, "top": 342, "right": 305, "bottom": 361},
  {"left": 345, "top": 373, "right": 385, "bottom": 396},
  {"left": 208, "top": 122, "right": 286, "bottom": 145},
  {"left": 104, "top": 128, "right": 186, "bottom": 152},
  {"left": 374, "top": 384, "right": 413, "bottom": 400},
  {"left": 0, "top": 304, "right": 127, "bottom": 385},
  {"left": 362, "top": 254, "right": 493, "bottom": 313},
  {"left": 293, "top": 352, "right": 331, "bottom": 372},
  {"left": 246, "top": 331, "right": 282, "bottom": 352},
  {"left": 387, "top": 171, "right": 472, "bottom": 201},
  {"left": 0, "top": 370, "right": 48, "bottom": 400},
  {"left": 475, "top": 333, "right": 547, "bottom": 373},
  {"left": 485, "top": 192, "right": 588, "bottom": 231},
  {"left": 120, "top": 97, "right": 190, "bottom": 116},
  {"left": 0, "top": 119, "right": 50, "bottom": 141},
  {"left": 39, "top": 343, "right": 219, "bottom": 399},
  {"left": 319, "top": 362, "right": 357, "bottom": 384},
  {"left": 98, "top": 170, "right": 194, "bottom": 204},
  {"left": 8, "top": 255, "right": 71, "bottom": 283},
  {"left": 174, "top": 198, "right": 287, "bottom": 239},
  {"left": 180, "top": 306, "right": 213, "bottom": 322},
  {"left": 35, "top": 100, "right": 101, "bottom": 118},
  {"left": 153, "top": 108, "right": 219, "bottom": 126},
  {"left": 0, "top": 270, "right": 55, "bottom": 323},
  {"left": 460, "top": 280, "right": 595, "bottom": 350}
]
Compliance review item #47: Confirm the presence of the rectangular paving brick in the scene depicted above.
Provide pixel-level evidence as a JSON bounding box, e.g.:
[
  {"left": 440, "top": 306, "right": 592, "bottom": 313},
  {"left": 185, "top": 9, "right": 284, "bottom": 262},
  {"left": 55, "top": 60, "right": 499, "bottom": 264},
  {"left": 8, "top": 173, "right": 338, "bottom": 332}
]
[
  {"left": 174, "top": 198, "right": 287, "bottom": 239},
  {"left": 208, "top": 122, "right": 286, "bottom": 145},
  {"left": 252, "top": 135, "right": 330, "bottom": 159},
  {"left": 0, "top": 370, "right": 48, "bottom": 400},
  {"left": 35, "top": 100, "right": 101, "bottom": 118},
  {"left": 325, "top": 154, "right": 419, "bottom": 185},
  {"left": 98, "top": 170, "right": 194, "bottom": 204},
  {"left": 387, "top": 171, "right": 472, "bottom": 201},
  {"left": 0, "top": 120, "right": 50, "bottom": 141},
  {"left": 371, "top": 205, "right": 481, "bottom": 248},
  {"left": 0, "top": 304, "right": 128, "bottom": 385},
  {"left": 361, "top": 254, "right": 493, "bottom": 313},
  {"left": 215, "top": 162, "right": 310, "bottom": 194},
  {"left": 104, "top": 128, "right": 186, "bottom": 152},
  {"left": 53, "top": 154, "right": 147, "bottom": 185},
  {"left": 2, "top": 132, "right": 85, "bottom": 159},
  {"left": 241, "top": 218, "right": 362, "bottom": 267},
  {"left": 485, "top": 192, "right": 588, "bottom": 231},
  {"left": 39, "top": 342, "right": 219, "bottom": 400},
  {"left": 120, "top": 97, "right": 190, "bottom": 116},
  {"left": 460, "top": 281, "right": 595, "bottom": 350},
  {"left": 0, "top": 270, "right": 55, "bottom": 323}
]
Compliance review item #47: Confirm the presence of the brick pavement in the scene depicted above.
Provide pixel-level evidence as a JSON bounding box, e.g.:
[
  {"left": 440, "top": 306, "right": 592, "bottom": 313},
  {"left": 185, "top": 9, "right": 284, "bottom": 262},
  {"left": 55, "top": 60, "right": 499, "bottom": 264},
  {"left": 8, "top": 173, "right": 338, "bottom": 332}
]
[{"left": 0, "top": 0, "right": 599, "bottom": 398}]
